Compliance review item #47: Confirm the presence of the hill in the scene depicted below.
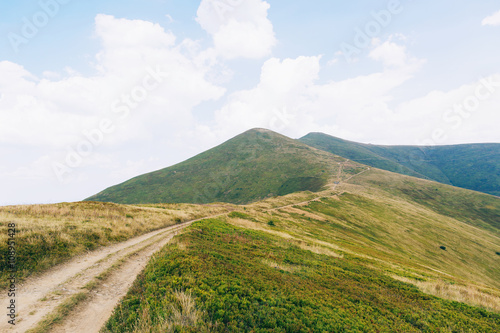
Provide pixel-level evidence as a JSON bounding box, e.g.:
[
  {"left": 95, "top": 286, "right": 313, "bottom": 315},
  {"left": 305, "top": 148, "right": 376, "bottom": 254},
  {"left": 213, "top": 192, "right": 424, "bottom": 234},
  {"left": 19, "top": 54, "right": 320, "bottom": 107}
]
[
  {"left": 299, "top": 132, "right": 500, "bottom": 196},
  {"left": 104, "top": 167, "right": 500, "bottom": 332},
  {"left": 87, "top": 129, "right": 363, "bottom": 205}
]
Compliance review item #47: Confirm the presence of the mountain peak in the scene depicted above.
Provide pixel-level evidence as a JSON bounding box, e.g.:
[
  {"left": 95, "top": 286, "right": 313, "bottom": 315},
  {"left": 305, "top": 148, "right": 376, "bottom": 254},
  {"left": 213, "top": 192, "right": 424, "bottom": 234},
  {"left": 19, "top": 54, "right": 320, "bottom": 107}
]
[
  {"left": 246, "top": 128, "right": 274, "bottom": 133},
  {"left": 87, "top": 129, "right": 350, "bottom": 205}
]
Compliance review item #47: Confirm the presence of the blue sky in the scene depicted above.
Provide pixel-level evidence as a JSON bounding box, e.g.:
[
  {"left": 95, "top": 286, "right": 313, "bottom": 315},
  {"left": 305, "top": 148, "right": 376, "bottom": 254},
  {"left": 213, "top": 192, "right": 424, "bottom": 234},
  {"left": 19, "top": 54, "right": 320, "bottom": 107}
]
[{"left": 1, "top": 0, "right": 499, "bottom": 205}]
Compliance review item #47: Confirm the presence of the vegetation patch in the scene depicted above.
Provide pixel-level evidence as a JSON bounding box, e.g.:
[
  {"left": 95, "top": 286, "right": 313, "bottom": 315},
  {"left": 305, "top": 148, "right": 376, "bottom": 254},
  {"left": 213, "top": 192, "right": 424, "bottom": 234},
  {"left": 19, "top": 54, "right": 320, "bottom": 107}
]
[
  {"left": 277, "top": 177, "right": 327, "bottom": 196},
  {"left": 104, "top": 219, "right": 500, "bottom": 332}
]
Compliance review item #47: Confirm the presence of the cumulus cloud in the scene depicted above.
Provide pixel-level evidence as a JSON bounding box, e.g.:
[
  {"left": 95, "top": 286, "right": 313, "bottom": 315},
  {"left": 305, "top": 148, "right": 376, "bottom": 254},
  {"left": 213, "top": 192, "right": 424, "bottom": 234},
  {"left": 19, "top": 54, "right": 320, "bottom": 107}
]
[
  {"left": 396, "top": 75, "right": 500, "bottom": 145},
  {"left": 214, "top": 56, "right": 321, "bottom": 134},
  {"left": 369, "top": 37, "right": 422, "bottom": 69},
  {"left": 213, "top": 39, "right": 427, "bottom": 142},
  {"left": 0, "top": 14, "right": 225, "bottom": 149},
  {"left": 211, "top": 37, "right": 499, "bottom": 146},
  {"left": 196, "top": 0, "right": 276, "bottom": 59},
  {"left": 482, "top": 10, "right": 500, "bottom": 26},
  {"left": 0, "top": 14, "right": 230, "bottom": 203}
]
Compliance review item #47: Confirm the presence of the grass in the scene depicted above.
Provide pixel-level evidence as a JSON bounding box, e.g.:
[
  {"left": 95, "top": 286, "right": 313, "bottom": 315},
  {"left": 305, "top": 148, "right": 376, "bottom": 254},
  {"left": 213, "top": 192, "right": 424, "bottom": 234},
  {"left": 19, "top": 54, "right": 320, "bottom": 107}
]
[
  {"left": 102, "top": 168, "right": 500, "bottom": 331},
  {"left": 128, "top": 291, "right": 207, "bottom": 333},
  {"left": 104, "top": 219, "right": 500, "bottom": 332},
  {"left": 235, "top": 187, "right": 500, "bottom": 291},
  {"left": 391, "top": 276, "right": 500, "bottom": 313},
  {"left": 26, "top": 292, "right": 88, "bottom": 333},
  {"left": 346, "top": 168, "right": 500, "bottom": 234},
  {"left": 0, "top": 201, "right": 232, "bottom": 288}
]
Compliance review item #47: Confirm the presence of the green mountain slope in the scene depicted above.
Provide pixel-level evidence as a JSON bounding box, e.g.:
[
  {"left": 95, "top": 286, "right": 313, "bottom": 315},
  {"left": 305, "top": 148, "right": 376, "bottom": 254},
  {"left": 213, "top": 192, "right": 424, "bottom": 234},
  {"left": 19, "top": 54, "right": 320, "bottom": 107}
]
[
  {"left": 87, "top": 129, "right": 360, "bottom": 205},
  {"left": 104, "top": 167, "right": 500, "bottom": 332},
  {"left": 299, "top": 132, "right": 500, "bottom": 196}
]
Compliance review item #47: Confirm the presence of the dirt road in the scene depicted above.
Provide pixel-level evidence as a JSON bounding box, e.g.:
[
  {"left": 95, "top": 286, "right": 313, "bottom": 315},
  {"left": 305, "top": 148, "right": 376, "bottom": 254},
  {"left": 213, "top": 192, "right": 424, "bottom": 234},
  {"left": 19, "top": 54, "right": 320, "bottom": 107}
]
[{"left": 0, "top": 216, "right": 219, "bottom": 333}]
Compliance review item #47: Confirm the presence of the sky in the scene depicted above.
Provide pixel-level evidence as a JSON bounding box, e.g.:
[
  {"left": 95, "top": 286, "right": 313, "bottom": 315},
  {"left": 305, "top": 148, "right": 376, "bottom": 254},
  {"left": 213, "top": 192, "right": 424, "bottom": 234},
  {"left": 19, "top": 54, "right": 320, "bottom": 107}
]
[{"left": 0, "top": 0, "right": 499, "bottom": 205}]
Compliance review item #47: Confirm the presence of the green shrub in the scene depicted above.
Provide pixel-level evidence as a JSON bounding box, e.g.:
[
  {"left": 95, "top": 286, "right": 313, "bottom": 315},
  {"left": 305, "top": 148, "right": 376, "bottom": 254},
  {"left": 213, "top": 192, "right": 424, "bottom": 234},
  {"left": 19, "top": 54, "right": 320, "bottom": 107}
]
[{"left": 104, "top": 219, "right": 500, "bottom": 333}]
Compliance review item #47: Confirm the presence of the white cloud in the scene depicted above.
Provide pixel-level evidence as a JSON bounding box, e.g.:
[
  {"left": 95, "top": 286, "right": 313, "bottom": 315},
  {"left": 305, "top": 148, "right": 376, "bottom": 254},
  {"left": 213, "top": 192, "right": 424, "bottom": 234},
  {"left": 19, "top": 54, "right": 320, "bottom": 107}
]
[
  {"left": 196, "top": 0, "right": 276, "bottom": 59},
  {"left": 214, "top": 56, "right": 321, "bottom": 134},
  {"left": 213, "top": 39, "right": 427, "bottom": 142},
  {"left": 395, "top": 75, "right": 500, "bottom": 145},
  {"left": 0, "top": 15, "right": 226, "bottom": 149},
  {"left": 369, "top": 38, "right": 416, "bottom": 68},
  {"left": 1, "top": 155, "right": 53, "bottom": 181},
  {"left": 482, "top": 10, "right": 500, "bottom": 26},
  {"left": 210, "top": 37, "right": 499, "bottom": 145},
  {"left": 0, "top": 14, "right": 230, "bottom": 203}
]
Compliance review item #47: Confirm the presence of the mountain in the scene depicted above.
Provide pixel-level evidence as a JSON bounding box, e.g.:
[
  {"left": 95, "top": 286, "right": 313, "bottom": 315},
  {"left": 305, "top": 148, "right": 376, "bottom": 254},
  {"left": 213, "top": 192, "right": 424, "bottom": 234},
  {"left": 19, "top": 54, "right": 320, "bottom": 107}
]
[
  {"left": 299, "top": 132, "right": 500, "bottom": 196},
  {"left": 87, "top": 129, "right": 363, "bottom": 205}
]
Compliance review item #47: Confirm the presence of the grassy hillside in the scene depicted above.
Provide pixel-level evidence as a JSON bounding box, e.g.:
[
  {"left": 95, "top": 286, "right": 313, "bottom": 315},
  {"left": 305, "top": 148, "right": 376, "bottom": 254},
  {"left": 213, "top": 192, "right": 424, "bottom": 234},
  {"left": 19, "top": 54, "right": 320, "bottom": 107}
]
[
  {"left": 87, "top": 129, "right": 358, "bottom": 205},
  {"left": 105, "top": 219, "right": 500, "bottom": 333},
  {"left": 300, "top": 132, "right": 500, "bottom": 196},
  {"left": 0, "top": 202, "right": 232, "bottom": 288},
  {"left": 104, "top": 167, "right": 500, "bottom": 332}
]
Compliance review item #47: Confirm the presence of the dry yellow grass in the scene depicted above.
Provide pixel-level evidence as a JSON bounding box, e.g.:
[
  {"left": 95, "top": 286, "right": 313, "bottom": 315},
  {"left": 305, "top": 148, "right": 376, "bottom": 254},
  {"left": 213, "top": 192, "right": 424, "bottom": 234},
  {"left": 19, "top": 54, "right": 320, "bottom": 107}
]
[
  {"left": 129, "top": 291, "right": 207, "bottom": 333},
  {"left": 296, "top": 242, "right": 342, "bottom": 258},
  {"left": 226, "top": 216, "right": 343, "bottom": 259},
  {"left": 0, "top": 201, "right": 233, "bottom": 287},
  {"left": 262, "top": 259, "right": 298, "bottom": 272},
  {"left": 392, "top": 276, "right": 500, "bottom": 313},
  {"left": 0, "top": 201, "right": 233, "bottom": 242}
]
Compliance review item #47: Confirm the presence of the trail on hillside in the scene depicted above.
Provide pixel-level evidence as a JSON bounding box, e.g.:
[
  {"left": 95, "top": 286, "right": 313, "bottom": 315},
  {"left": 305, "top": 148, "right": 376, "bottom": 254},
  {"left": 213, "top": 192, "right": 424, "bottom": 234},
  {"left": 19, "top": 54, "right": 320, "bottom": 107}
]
[
  {"left": 268, "top": 164, "right": 371, "bottom": 212},
  {"left": 0, "top": 213, "right": 226, "bottom": 333}
]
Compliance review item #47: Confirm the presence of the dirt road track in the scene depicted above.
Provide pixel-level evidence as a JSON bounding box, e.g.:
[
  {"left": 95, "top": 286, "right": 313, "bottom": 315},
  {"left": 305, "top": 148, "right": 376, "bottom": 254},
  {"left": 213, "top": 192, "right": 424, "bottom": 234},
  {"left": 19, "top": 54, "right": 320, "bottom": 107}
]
[
  {"left": 0, "top": 215, "right": 220, "bottom": 333},
  {"left": 50, "top": 229, "right": 180, "bottom": 333}
]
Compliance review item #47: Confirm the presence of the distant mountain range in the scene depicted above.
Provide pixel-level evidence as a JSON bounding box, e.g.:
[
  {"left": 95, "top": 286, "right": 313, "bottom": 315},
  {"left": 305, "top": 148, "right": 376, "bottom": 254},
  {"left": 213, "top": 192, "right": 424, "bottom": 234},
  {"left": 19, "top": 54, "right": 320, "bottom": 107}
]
[
  {"left": 300, "top": 132, "right": 500, "bottom": 196},
  {"left": 87, "top": 129, "right": 500, "bottom": 204}
]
